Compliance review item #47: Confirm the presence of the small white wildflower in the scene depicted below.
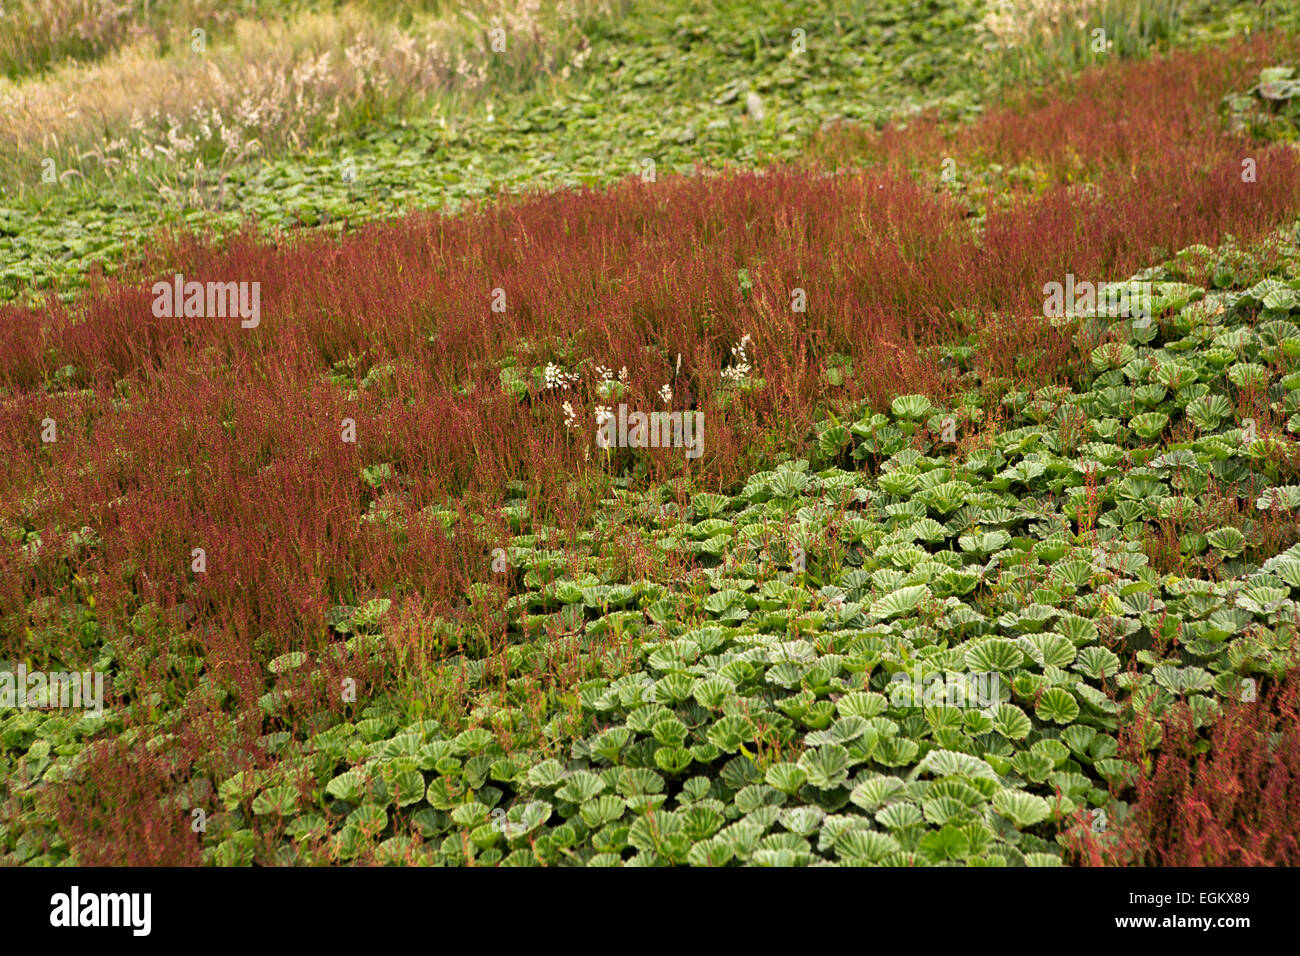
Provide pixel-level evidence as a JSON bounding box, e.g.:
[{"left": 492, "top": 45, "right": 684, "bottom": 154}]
[
  {"left": 544, "top": 362, "right": 577, "bottom": 390},
  {"left": 618, "top": 366, "right": 629, "bottom": 383},
  {"left": 659, "top": 384, "right": 673, "bottom": 405},
  {"left": 220, "top": 124, "right": 242, "bottom": 152},
  {"left": 562, "top": 401, "right": 577, "bottom": 429},
  {"left": 722, "top": 333, "right": 753, "bottom": 385}
]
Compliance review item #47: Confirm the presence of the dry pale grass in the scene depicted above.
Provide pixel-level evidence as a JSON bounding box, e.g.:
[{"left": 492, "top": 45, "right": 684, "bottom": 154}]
[
  {"left": 980, "top": 0, "right": 1102, "bottom": 49},
  {"left": 0, "top": 0, "right": 242, "bottom": 77},
  {"left": 0, "top": 0, "right": 596, "bottom": 184}
]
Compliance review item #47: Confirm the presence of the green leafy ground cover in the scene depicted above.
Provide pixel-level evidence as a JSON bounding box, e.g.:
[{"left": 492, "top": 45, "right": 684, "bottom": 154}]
[
  {"left": 5, "top": 227, "right": 1299, "bottom": 865},
  {"left": 1, "top": 0, "right": 1294, "bottom": 304}
]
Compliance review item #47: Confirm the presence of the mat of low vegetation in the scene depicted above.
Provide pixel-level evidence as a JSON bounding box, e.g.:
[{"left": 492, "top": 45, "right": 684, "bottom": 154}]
[
  {"left": 1, "top": 0, "right": 1299, "bottom": 868},
  {"left": 5, "top": 228, "right": 1300, "bottom": 864}
]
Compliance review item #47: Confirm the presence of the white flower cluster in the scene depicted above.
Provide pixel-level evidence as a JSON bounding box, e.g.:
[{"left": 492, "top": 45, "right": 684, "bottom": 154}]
[
  {"left": 720, "top": 333, "right": 753, "bottom": 386},
  {"left": 544, "top": 362, "right": 581, "bottom": 390},
  {"left": 550, "top": 361, "right": 693, "bottom": 433}
]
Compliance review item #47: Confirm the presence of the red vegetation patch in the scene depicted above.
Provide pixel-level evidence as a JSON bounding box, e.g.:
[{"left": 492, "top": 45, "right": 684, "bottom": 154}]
[
  {"left": 51, "top": 735, "right": 205, "bottom": 866},
  {"left": 810, "top": 32, "right": 1297, "bottom": 182},
  {"left": 1065, "top": 669, "right": 1300, "bottom": 866}
]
